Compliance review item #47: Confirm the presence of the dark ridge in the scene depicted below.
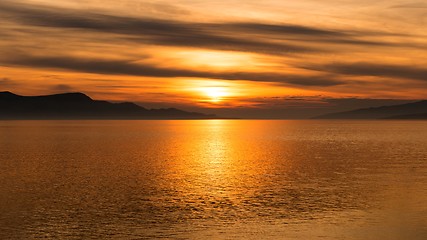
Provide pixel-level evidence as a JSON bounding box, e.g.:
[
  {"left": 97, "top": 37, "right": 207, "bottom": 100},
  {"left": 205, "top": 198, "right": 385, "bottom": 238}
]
[
  {"left": 314, "top": 100, "right": 427, "bottom": 119},
  {"left": 0, "top": 91, "right": 20, "bottom": 99},
  {"left": 0, "top": 91, "right": 15, "bottom": 95},
  {"left": 0, "top": 92, "right": 215, "bottom": 120},
  {"left": 31, "top": 92, "right": 93, "bottom": 102},
  {"left": 385, "top": 112, "right": 427, "bottom": 119}
]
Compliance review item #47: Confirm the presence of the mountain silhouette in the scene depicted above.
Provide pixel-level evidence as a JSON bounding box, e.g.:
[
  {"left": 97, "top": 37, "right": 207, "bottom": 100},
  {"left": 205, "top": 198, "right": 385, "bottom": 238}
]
[
  {"left": 0, "top": 91, "right": 215, "bottom": 119},
  {"left": 385, "top": 112, "right": 427, "bottom": 119},
  {"left": 314, "top": 100, "right": 427, "bottom": 119}
]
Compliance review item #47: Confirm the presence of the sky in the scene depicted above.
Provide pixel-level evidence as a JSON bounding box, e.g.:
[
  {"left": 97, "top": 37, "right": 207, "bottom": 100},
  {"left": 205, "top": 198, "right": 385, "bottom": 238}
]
[{"left": 0, "top": 0, "right": 426, "bottom": 118}]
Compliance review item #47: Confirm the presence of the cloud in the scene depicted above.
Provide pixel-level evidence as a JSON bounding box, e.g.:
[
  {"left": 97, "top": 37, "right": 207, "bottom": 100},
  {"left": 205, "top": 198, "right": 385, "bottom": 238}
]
[
  {"left": 0, "top": 0, "right": 410, "bottom": 56},
  {"left": 308, "top": 62, "right": 427, "bottom": 82},
  {"left": 52, "top": 84, "right": 74, "bottom": 92},
  {"left": 0, "top": 1, "right": 313, "bottom": 55},
  {"left": 390, "top": 3, "right": 427, "bottom": 9},
  {"left": 5, "top": 55, "right": 345, "bottom": 86},
  {"left": 0, "top": 77, "right": 18, "bottom": 89},
  {"left": 226, "top": 23, "right": 345, "bottom": 37}
]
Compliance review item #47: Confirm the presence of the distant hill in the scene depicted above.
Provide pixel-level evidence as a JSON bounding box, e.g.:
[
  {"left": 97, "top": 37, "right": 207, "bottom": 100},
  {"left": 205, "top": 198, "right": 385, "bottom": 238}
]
[
  {"left": 314, "top": 100, "right": 427, "bottom": 119},
  {"left": 0, "top": 91, "right": 215, "bottom": 119},
  {"left": 385, "top": 112, "right": 427, "bottom": 119}
]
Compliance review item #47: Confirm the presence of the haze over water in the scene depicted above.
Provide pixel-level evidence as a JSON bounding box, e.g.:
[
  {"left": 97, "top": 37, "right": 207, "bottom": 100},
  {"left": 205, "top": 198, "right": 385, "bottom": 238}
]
[{"left": 1, "top": 120, "right": 426, "bottom": 239}]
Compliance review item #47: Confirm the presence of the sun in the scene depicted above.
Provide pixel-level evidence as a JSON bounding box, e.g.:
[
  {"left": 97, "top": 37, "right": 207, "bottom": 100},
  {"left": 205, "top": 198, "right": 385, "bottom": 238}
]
[{"left": 201, "top": 87, "right": 228, "bottom": 103}]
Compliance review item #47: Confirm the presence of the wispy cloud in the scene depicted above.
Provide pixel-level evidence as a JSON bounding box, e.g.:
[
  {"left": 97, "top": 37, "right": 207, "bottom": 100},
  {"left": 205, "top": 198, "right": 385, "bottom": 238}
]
[
  {"left": 0, "top": 77, "right": 18, "bottom": 89},
  {"left": 0, "top": 1, "right": 313, "bottom": 55},
  {"left": 6, "top": 55, "right": 345, "bottom": 86},
  {"left": 390, "top": 2, "right": 427, "bottom": 9},
  {"left": 0, "top": 0, "right": 415, "bottom": 56},
  {"left": 307, "top": 62, "right": 427, "bottom": 82}
]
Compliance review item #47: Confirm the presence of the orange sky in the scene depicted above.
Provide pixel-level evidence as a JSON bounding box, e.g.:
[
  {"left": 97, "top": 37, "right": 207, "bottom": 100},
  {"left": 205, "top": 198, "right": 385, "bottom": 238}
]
[{"left": 0, "top": 0, "right": 426, "bottom": 117}]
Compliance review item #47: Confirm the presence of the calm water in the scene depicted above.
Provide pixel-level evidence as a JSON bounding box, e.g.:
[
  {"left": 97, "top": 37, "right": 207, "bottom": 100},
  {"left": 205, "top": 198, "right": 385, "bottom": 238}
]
[{"left": 0, "top": 120, "right": 426, "bottom": 239}]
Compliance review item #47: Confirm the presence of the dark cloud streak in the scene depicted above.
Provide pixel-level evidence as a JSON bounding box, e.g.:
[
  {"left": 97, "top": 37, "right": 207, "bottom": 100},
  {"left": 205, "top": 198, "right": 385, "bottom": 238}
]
[
  {"left": 0, "top": 1, "right": 312, "bottom": 54},
  {"left": 6, "top": 55, "right": 344, "bottom": 87},
  {"left": 0, "top": 0, "right": 408, "bottom": 56},
  {"left": 310, "top": 62, "right": 427, "bottom": 82}
]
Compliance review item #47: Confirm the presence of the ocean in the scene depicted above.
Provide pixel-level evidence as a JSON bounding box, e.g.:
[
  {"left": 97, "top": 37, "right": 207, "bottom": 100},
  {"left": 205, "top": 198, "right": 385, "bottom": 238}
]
[{"left": 1, "top": 120, "right": 426, "bottom": 239}]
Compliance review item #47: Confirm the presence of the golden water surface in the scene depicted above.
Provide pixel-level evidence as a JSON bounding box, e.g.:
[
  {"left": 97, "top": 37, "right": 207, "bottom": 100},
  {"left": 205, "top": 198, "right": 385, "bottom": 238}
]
[{"left": 0, "top": 120, "right": 426, "bottom": 239}]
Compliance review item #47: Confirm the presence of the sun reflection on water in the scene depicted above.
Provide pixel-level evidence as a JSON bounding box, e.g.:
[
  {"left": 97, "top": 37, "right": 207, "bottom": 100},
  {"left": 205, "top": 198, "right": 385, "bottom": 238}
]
[{"left": 1, "top": 120, "right": 426, "bottom": 239}]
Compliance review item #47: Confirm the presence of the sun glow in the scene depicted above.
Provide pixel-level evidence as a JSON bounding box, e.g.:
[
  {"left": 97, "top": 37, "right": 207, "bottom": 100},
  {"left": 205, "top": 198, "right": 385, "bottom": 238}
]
[{"left": 200, "top": 86, "right": 229, "bottom": 103}]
